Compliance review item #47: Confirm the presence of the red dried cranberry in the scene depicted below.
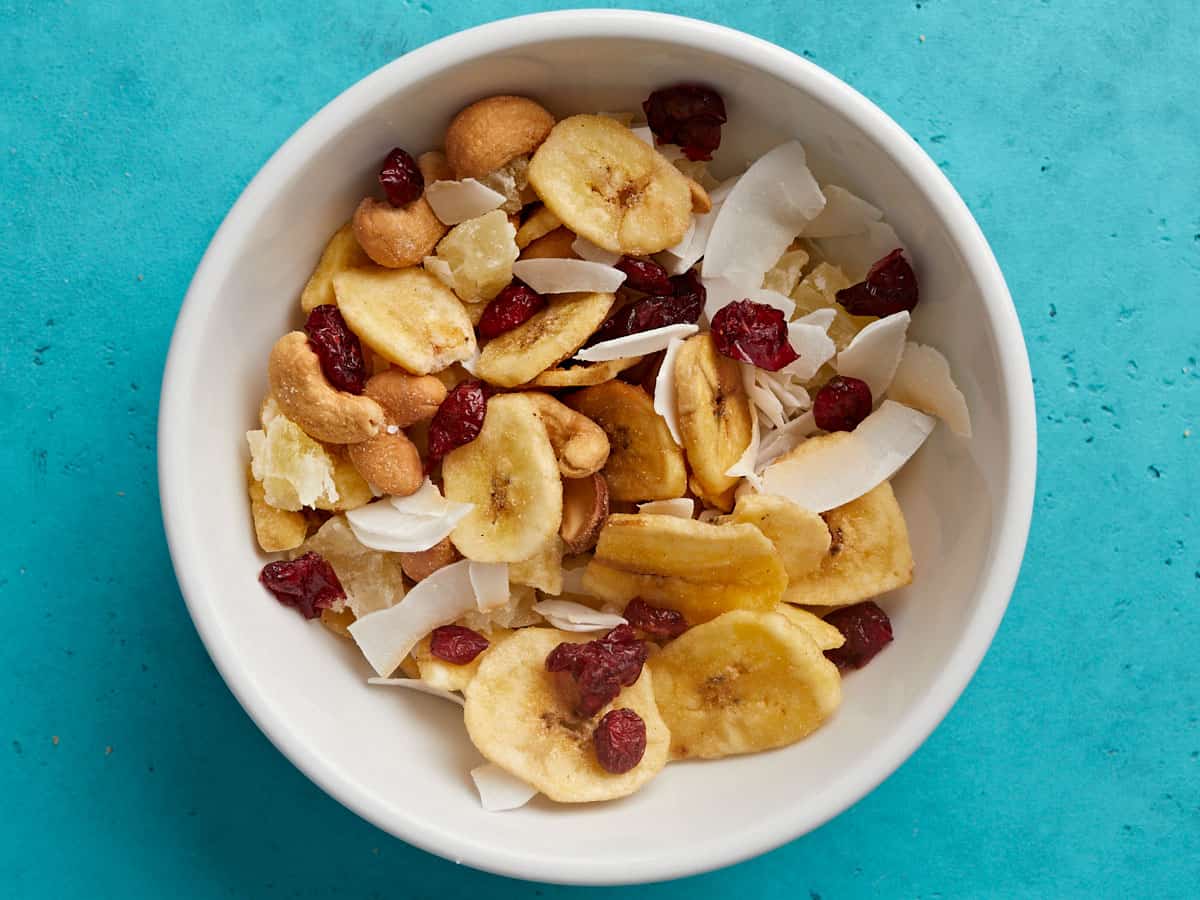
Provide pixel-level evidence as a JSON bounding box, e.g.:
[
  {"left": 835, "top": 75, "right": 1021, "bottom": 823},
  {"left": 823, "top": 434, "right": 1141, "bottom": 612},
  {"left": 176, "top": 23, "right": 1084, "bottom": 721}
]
[
  {"left": 304, "top": 305, "right": 367, "bottom": 394},
  {"left": 427, "top": 380, "right": 488, "bottom": 462},
  {"left": 709, "top": 300, "right": 799, "bottom": 371},
  {"left": 429, "top": 625, "right": 490, "bottom": 664},
  {"left": 823, "top": 601, "right": 894, "bottom": 670},
  {"left": 593, "top": 708, "right": 647, "bottom": 774},
  {"left": 378, "top": 147, "right": 424, "bottom": 207},
  {"left": 623, "top": 598, "right": 689, "bottom": 640},
  {"left": 813, "top": 375, "right": 873, "bottom": 432},
  {"left": 546, "top": 624, "right": 649, "bottom": 717},
  {"left": 616, "top": 256, "right": 673, "bottom": 295},
  {"left": 477, "top": 283, "right": 547, "bottom": 339},
  {"left": 590, "top": 272, "right": 706, "bottom": 345},
  {"left": 835, "top": 249, "right": 919, "bottom": 317},
  {"left": 259, "top": 552, "right": 345, "bottom": 620},
  {"left": 642, "top": 84, "right": 727, "bottom": 161}
]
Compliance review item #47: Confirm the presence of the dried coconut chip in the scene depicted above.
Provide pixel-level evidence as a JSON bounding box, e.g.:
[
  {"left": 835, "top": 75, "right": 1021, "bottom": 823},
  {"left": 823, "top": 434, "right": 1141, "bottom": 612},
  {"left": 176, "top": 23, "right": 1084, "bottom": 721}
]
[
  {"left": 779, "top": 322, "right": 837, "bottom": 382},
  {"left": 761, "top": 400, "right": 935, "bottom": 511},
  {"left": 571, "top": 235, "right": 621, "bottom": 265},
  {"left": 701, "top": 141, "right": 825, "bottom": 288},
  {"left": 511, "top": 259, "right": 626, "bottom": 294},
  {"left": 657, "top": 175, "right": 739, "bottom": 276},
  {"left": 756, "top": 410, "right": 818, "bottom": 470},
  {"left": 424, "top": 179, "right": 506, "bottom": 225},
  {"left": 653, "top": 335, "right": 687, "bottom": 446},
  {"left": 469, "top": 561, "right": 510, "bottom": 612},
  {"left": 835, "top": 311, "right": 910, "bottom": 398},
  {"left": 471, "top": 762, "right": 539, "bottom": 812},
  {"left": 574, "top": 322, "right": 698, "bottom": 363},
  {"left": 801, "top": 185, "right": 883, "bottom": 238},
  {"left": 367, "top": 677, "right": 465, "bottom": 707},
  {"left": 725, "top": 363, "right": 763, "bottom": 489},
  {"left": 558, "top": 561, "right": 591, "bottom": 597},
  {"left": 348, "top": 559, "right": 478, "bottom": 676},
  {"left": 748, "top": 376, "right": 786, "bottom": 429},
  {"left": 532, "top": 599, "right": 628, "bottom": 633},
  {"left": 345, "top": 480, "right": 474, "bottom": 553},
  {"left": 637, "top": 498, "right": 695, "bottom": 518},
  {"left": 814, "top": 221, "right": 908, "bottom": 282},
  {"left": 888, "top": 341, "right": 973, "bottom": 437}
]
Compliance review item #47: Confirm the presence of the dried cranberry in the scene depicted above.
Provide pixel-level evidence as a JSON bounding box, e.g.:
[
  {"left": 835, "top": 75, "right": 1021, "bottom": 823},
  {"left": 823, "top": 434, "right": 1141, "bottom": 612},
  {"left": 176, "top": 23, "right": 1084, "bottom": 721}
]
[
  {"left": 590, "top": 272, "right": 706, "bottom": 345},
  {"left": 642, "top": 84, "right": 727, "bottom": 161},
  {"left": 477, "top": 283, "right": 546, "bottom": 339},
  {"left": 427, "top": 380, "right": 488, "bottom": 462},
  {"left": 378, "top": 147, "right": 424, "bottom": 207},
  {"left": 259, "top": 552, "right": 345, "bottom": 620},
  {"left": 709, "top": 300, "right": 799, "bottom": 371},
  {"left": 813, "top": 375, "right": 873, "bottom": 432},
  {"left": 616, "top": 256, "right": 673, "bottom": 295},
  {"left": 623, "top": 598, "right": 689, "bottom": 640},
  {"left": 304, "top": 304, "right": 368, "bottom": 394},
  {"left": 593, "top": 708, "right": 647, "bottom": 774},
  {"left": 429, "top": 625, "right": 490, "bottom": 664},
  {"left": 823, "top": 601, "right": 894, "bottom": 670},
  {"left": 546, "top": 624, "right": 649, "bottom": 717},
  {"left": 835, "top": 249, "right": 919, "bottom": 317}
]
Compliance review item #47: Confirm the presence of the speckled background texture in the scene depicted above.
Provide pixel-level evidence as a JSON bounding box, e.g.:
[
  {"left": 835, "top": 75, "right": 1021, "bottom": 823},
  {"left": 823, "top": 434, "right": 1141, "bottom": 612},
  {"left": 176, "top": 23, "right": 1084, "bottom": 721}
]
[{"left": 2, "top": 1, "right": 1197, "bottom": 896}]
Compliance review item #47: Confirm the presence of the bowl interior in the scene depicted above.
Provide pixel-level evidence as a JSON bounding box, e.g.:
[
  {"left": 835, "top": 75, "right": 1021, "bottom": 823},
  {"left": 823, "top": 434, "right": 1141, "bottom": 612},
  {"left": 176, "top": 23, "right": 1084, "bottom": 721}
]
[{"left": 161, "top": 16, "right": 1032, "bottom": 885}]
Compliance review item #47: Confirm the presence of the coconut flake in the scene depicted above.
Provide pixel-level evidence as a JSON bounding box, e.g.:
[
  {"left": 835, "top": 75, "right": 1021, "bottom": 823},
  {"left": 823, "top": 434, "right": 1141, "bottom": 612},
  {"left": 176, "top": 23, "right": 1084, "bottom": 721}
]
[
  {"left": 702, "top": 275, "right": 796, "bottom": 323},
  {"left": 471, "top": 763, "right": 538, "bottom": 812},
  {"left": 533, "top": 599, "right": 627, "bottom": 633},
  {"left": 653, "top": 336, "right": 687, "bottom": 446},
  {"left": 559, "top": 560, "right": 591, "bottom": 596},
  {"left": 423, "top": 255, "right": 456, "bottom": 289},
  {"left": 761, "top": 401, "right": 935, "bottom": 511},
  {"left": 574, "top": 323, "right": 698, "bottom": 363},
  {"left": 657, "top": 175, "right": 740, "bottom": 276},
  {"left": 802, "top": 185, "right": 883, "bottom": 238},
  {"left": 725, "top": 364, "right": 763, "bottom": 489},
  {"left": 696, "top": 508, "right": 724, "bottom": 523},
  {"left": 571, "top": 235, "right": 621, "bottom": 266},
  {"left": 795, "top": 308, "right": 837, "bottom": 330},
  {"left": 345, "top": 481, "right": 473, "bottom": 553},
  {"left": 701, "top": 142, "right": 825, "bottom": 288},
  {"left": 348, "top": 559, "right": 478, "bottom": 676},
  {"left": 756, "top": 411, "right": 818, "bottom": 470},
  {"left": 469, "top": 562, "right": 510, "bottom": 612},
  {"left": 779, "top": 323, "right": 837, "bottom": 381},
  {"left": 836, "top": 311, "right": 910, "bottom": 398},
  {"left": 367, "top": 677, "right": 465, "bottom": 707},
  {"left": 511, "top": 259, "right": 626, "bottom": 294},
  {"left": 888, "top": 342, "right": 973, "bottom": 437},
  {"left": 814, "top": 221, "right": 908, "bottom": 281},
  {"left": 424, "top": 179, "right": 506, "bottom": 225},
  {"left": 749, "top": 376, "right": 787, "bottom": 429},
  {"left": 637, "top": 498, "right": 695, "bottom": 518}
]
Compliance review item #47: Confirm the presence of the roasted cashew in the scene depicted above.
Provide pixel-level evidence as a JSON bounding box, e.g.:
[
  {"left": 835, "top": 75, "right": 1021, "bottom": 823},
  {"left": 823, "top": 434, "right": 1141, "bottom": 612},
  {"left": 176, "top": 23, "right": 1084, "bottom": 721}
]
[
  {"left": 352, "top": 196, "right": 447, "bottom": 269},
  {"left": 267, "top": 332, "right": 384, "bottom": 444},
  {"left": 525, "top": 391, "right": 610, "bottom": 478},
  {"left": 445, "top": 95, "right": 555, "bottom": 179},
  {"left": 346, "top": 370, "right": 446, "bottom": 496},
  {"left": 400, "top": 536, "right": 461, "bottom": 582}
]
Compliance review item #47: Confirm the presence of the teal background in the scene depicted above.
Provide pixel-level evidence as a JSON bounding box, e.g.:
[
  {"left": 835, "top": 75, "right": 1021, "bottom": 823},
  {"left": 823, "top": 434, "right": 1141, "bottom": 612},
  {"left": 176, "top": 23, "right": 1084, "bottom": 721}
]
[{"left": 2, "top": 1, "right": 1197, "bottom": 896}]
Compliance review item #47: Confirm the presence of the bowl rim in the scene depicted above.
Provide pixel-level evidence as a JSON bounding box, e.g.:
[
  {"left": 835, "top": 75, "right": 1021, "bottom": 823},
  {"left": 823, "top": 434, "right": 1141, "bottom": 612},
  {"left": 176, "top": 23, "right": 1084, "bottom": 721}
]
[{"left": 158, "top": 8, "right": 1037, "bottom": 886}]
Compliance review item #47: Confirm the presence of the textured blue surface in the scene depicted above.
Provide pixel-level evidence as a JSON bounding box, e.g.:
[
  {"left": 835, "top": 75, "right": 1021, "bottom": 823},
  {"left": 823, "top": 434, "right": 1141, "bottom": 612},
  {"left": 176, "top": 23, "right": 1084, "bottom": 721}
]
[{"left": 2, "top": 1, "right": 1198, "bottom": 896}]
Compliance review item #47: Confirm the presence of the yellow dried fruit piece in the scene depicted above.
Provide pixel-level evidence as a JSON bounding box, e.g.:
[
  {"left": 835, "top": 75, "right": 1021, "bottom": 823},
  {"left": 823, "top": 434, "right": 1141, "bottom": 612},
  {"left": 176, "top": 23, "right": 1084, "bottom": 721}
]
[
  {"left": 412, "top": 627, "right": 512, "bottom": 692},
  {"left": 774, "top": 603, "right": 845, "bottom": 651},
  {"left": 313, "top": 445, "right": 374, "bottom": 511},
  {"left": 649, "top": 610, "right": 842, "bottom": 759},
  {"left": 791, "top": 262, "right": 877, "bottom": 351},
  {"left": 246, "top": 467, "right": 307, "bottom": 552},
  {"left": 297, "top": 515, "right": 405, "bottom": 618},
  {"left": 431, "top": 209, "right": 519, "bottom": 303},
  {"left": 510, "top": 535, "right": 565, "bottom": 595},
  {"left": 246, "top": 414, "right": 339, "bottom": 511},
  {"left": 762, "top": 247, "right": 810, "bottom": 296},
  {"left": 728, "top": 493, "right": 831, "bottom": 579},
  {"left": 300, "top": 221, "right": 370, "bottom": 313}
]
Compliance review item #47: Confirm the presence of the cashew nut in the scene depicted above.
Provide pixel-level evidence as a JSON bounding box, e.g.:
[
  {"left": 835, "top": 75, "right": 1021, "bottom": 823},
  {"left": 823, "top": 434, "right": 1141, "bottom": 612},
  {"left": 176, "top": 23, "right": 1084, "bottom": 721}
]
[
  {"left": 400, "top": 536, "right": 460, "bottom": 582},
  {"left": 268, "top": 332, "right": 384, "bottom": 444},
  {"left": 560, "top": 472, "right": 609, "bottom": 554},
  {"left": 346, "top": 370, "right": 446, "bottom": 496},
  {"left": 353, "top": 196, "right": 448, "bottom": 269},
  {"left": 445, "top": 95, "right": 555, "bottom": 179},
  {"left": 688, "top": 178, "right": 712, "bottom": 214},
  {"left": 525, "top": 392, "right": 610, "bottom": 478}
]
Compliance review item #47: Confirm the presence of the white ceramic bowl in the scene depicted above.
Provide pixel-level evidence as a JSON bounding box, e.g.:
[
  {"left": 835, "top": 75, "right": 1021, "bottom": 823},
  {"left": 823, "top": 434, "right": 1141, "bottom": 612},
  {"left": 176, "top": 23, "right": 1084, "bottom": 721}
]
[{"left": 159, "top": 10, "right": 1036, "bottom": 885}]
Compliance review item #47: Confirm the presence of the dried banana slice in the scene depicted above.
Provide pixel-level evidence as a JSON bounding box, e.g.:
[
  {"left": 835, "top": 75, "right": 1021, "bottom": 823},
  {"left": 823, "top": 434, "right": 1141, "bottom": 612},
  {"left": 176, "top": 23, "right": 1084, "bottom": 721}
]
[
  {"left": 648, "top": 610, "right": 841, "bottom": 759},
  {"left": 528, "top": 356, "right": 643, "bottom": 388},
  {"left": 565, "top": 381, "right": 687, "bottom": 502},
  {"left": 584, "top": 514, "right": 786, "bottom": 623},
  {"left": 782, "top": 481, "right": 913, "bottom": 607},
  {"left": 442, "top": 394, "right": 563, "bottom": 562},
  {"left": 529, "top": 114, "right": 695, "bottom": 255},
  {"left": 674, "top": 334, "right": 754, "bottom": 510},
  {"left": 300, "top": 221, "right": 370, "bottom": 313},
  {"left": 774, "top": 603, "right": 845, "bottom": 651},
  {"left": 474, "top": 291, "right": 614, "bottom": 388},
  {"left": 510, "top": 534, "right": 566, "bottom": 595},
  {"left": 463, "top": 627, "right": 670, "bottom": 803},
  {"left": 728, "top": 493, "right": 831, "bottom": 580},
  {"left": 333, "top": 266, "right": 476, "bottom": 375},
  {"left": 412, "top": 626, "right": 512, "bottom": 692}
]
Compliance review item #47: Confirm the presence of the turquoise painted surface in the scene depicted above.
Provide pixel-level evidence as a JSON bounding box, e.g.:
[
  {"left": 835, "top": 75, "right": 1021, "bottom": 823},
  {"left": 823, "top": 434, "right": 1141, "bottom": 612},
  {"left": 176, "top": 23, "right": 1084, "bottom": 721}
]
[{"left": 2, "top": 0, "right": 1197, "bottom": 895}]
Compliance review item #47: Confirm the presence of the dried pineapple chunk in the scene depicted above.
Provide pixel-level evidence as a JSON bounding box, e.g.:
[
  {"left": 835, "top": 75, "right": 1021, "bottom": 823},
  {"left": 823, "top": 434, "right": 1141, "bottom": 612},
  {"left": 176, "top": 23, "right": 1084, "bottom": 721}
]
[
  {"left": 297, "top": 515, "right": 404, "bottom": 618},
  {"left": 430, "top": 209, "right": 519, "bottom": 303},
  {"left": 790, "top": 262, "right": 877, "bottom": 350}
]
